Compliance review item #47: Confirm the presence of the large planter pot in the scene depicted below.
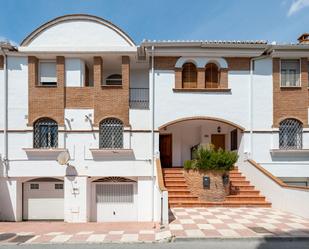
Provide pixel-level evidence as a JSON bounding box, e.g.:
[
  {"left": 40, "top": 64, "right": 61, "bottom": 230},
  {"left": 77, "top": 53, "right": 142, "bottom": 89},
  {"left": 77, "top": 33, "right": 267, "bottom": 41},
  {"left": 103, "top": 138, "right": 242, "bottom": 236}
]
[{"left": 184, "top": 169, "right": 230, "bottom": 202}]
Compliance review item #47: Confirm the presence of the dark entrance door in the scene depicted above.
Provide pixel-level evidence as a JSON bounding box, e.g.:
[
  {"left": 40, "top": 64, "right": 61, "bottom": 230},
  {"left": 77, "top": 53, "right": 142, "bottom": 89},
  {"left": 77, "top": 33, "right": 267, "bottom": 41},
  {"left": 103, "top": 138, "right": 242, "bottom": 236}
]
[
  {"left": 159, "top": 134, "right": 172, "bottom": 168},
  {"left": 211, "top": 134, "right": 226, "bottom": 150}
]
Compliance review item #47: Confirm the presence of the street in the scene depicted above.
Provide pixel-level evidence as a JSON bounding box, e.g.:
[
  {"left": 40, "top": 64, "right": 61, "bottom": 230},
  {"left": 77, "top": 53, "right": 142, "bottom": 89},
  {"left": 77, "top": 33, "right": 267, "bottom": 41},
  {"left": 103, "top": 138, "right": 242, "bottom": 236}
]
[{"left": 1, "top": 238, "right": 309, "bottom": 249}]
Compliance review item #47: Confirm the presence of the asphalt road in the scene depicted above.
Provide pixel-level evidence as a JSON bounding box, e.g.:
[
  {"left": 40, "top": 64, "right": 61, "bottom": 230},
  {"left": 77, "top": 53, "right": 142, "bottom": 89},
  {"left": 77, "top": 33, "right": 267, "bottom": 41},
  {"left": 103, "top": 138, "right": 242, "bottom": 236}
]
[{"left": 1, "top": 238, "right": 309, "bottom": 249}]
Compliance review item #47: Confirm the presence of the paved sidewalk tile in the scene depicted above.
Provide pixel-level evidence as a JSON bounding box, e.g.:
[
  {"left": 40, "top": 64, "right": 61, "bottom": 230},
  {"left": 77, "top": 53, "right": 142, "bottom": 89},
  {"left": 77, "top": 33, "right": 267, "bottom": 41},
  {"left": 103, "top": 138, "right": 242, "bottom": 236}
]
[
  {"left": 1, "top": 207, "right": 309, "bottom": 244},
  {"left": 86, "top": 234, "right": 106, "bottom": 243}
]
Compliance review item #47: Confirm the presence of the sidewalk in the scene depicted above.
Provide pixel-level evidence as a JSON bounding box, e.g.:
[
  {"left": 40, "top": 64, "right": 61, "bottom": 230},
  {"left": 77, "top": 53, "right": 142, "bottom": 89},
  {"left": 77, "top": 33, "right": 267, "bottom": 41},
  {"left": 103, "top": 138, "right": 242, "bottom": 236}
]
[{"left": 0, "top": 208, "right": 309, "bottom": 244}]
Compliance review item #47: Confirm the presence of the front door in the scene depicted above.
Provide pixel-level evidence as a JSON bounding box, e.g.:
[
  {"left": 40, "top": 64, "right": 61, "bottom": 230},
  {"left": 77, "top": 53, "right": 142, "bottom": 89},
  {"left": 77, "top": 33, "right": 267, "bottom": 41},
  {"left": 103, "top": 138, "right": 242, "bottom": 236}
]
[
  {"left": 211, "top": 134, "right": 226, "bottom": 150},
  {"left": 159, "top": 134, "right": 172, "bottom": 168}
]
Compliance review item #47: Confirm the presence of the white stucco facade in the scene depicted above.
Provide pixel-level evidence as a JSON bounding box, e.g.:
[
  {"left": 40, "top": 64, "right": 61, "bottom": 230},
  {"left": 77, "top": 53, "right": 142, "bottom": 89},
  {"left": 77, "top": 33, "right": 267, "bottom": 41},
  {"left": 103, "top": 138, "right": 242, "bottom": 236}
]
[{"left": 0, "top": 14, "right": 309, "bottom": 222}]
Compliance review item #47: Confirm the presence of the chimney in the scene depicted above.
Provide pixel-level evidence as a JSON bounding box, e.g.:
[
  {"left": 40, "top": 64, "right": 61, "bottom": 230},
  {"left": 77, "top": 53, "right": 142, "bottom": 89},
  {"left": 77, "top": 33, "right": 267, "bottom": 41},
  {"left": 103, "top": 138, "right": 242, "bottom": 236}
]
[{"left": 297, "top": 33, "right": 309, "bottom": 44}]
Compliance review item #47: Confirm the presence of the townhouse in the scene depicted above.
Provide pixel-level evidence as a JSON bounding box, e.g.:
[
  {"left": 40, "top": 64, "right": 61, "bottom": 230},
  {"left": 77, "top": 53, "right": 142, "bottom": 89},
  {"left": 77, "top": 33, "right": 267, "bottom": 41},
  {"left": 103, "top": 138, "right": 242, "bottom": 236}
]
[{"left": 0, "top": 14, "right": 308, "bottom": 223}]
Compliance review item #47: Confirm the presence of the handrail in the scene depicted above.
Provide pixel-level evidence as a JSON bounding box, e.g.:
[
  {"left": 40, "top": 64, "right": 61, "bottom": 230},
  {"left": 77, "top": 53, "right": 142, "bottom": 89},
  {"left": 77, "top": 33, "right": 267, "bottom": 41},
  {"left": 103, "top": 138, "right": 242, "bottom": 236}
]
[
  {"left": 247, "top": 159, "right": 309, "bottom": 191},
  {"left": 156, "top": 158, "right": 167, "bottom": 192}
]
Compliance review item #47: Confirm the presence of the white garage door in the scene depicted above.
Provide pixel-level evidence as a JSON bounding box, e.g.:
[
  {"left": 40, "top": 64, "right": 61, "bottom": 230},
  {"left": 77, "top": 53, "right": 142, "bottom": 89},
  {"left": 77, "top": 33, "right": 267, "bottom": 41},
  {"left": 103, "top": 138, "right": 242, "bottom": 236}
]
[
  {"left": 23, "top": 181, "right": 64, "bottom": 220},
  {"left": 95, "top": 183, "right": 137, "bottom": 222}
]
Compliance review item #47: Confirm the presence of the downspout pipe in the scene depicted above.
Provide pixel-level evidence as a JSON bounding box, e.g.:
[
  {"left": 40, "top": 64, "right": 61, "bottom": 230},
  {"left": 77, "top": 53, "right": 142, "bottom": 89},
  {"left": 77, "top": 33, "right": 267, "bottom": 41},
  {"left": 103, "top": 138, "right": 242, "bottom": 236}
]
[
  {"left": 1, "top": 47, "right": 8, "bottom": 176},
  {"left": 151, "top": 45, "right": 155, "bottom": 223},
  {"left": 249, "top": 46, "right": 272, "bottom": 159}
]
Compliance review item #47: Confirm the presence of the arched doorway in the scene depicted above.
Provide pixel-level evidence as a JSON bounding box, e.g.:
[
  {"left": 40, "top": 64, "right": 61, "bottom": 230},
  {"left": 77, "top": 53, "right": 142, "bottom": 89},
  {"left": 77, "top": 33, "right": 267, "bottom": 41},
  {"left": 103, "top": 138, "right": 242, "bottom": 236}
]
[{"left": 159, "top": 116, "right": 244, "bottom": 168}]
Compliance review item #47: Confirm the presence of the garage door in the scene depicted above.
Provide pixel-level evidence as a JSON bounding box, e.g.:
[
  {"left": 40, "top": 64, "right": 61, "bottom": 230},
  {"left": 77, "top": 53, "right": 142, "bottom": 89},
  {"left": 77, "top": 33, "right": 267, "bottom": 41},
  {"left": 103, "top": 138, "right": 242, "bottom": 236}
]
[
  {"left": 23, "top": 181, "right": 64, "bottom": 220},
  {"left": 95, "top": 183, "right": 137, "bottom": 222}
]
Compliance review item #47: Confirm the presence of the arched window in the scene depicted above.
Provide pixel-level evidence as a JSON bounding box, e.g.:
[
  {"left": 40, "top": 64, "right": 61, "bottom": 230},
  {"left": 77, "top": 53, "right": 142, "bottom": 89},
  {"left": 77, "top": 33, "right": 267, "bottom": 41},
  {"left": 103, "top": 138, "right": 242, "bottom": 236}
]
[
  {"left": 106, "top": 74, "right": 122, "bottom": 86},
  {"left": 279, "top": 119, "right": 303, "bottom": 149},
  {"left": 205, "top": 63, "right": 219, "bottom": 88},
  {"left": 33, "top": 118, "right": 58, "bottom": 148},
  {"left": 182, "top": 62, "right": 197, "bottom": 88},
  {"left": 99, "top": 118, "right": 123, "bottom": 149}
]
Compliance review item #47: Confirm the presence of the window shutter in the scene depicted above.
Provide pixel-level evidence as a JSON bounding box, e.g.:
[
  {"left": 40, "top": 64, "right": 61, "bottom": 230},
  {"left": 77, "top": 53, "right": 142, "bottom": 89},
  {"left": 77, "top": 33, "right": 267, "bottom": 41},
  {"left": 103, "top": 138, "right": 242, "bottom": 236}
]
[{"left": 40, "top": 62, "right": 57, "bottom": 84}]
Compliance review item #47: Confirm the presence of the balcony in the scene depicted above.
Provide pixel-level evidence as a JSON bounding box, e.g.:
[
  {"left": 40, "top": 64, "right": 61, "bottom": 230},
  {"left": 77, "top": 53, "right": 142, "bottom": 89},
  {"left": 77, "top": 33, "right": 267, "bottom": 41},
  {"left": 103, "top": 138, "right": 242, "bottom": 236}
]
[{"left": 129, "top": 88, "right": 149, "bottom": 109}]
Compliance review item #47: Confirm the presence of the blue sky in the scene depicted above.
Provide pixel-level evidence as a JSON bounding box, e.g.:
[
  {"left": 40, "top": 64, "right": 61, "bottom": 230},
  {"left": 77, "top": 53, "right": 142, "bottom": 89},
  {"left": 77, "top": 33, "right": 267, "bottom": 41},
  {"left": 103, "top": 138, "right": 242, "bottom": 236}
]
[{"left": 0, "top": 0, "right": 309, "bottom": 45}]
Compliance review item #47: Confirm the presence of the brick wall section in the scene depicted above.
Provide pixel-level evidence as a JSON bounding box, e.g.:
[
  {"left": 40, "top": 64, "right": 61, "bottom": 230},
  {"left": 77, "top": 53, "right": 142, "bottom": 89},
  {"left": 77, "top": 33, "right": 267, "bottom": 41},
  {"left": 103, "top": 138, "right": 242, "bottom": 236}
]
[
  {"left": 184, "top": 170, "right": 229, "bottom": 202},
  {"left": 28, "top": 56, "right": 65, "bottom": 125},
  {"left": 153, "top": 56, "right": 179, "bottom": 70},
  {"left": 197, "top": 68, "right": 205, "bottom": 88},
  {"left": 175, "top": 68, "right": 182, "bottom": 88},
  {"left": 220, "top": 68, "right": 228, "bottom": 88},
  {"left": 225, "top": 57, "right": 250, "bottom": 71},
  {"left": 0, "top": 55, "right": 3, "bottom": 69},
  {"left": 273, "top": 58, "right": 308, "bottom": 127},
  {"left": 65, "top": 87, "right": 94, "bottom": 109},
  {"left": 93, "top": 56, "right": 130, "bottom": 126}
]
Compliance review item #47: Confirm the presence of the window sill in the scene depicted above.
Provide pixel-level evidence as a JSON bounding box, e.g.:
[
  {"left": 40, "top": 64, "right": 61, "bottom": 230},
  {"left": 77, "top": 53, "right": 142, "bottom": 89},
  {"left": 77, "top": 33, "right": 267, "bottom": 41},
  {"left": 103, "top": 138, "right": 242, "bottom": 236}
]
[
  {"left": 280, "top": 86, "right": 302, "bottom": 89},
  {"left": 90, "top": 148, "right": 134, "bottom": 160},
  {"left": 270, "top": 149, "right": 309, "bottom": 156},
  {"left": 23, "top": 148, "right": 68, "bottom": 160},
  {"left": 36, "top": 85, "right": 58, "bottom": 88},
  {"left": 101, "top": 85, "right": 123, "bottom": 89},
  {"left": 173, "top": 88, "right": 231, "bottom": 93}
]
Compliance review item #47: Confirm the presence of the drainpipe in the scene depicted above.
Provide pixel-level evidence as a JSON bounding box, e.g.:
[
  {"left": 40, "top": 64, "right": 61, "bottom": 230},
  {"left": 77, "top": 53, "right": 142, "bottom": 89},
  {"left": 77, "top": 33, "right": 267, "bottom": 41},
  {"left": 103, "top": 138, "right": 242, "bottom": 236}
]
[
  {"left": 1, "top": 47, "right": 8, "bottom": 176},
  {"left": 150, "top": 46, "right": 155, "bottom": 223},
  {"left": 249, "top": 48, "right": 271, "bottom": 159}
]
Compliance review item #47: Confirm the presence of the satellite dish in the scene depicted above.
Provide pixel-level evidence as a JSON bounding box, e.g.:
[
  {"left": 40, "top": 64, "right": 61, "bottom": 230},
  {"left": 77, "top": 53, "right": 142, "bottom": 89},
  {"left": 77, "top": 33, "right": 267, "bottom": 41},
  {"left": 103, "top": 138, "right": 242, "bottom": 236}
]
[{"left": 57, "top": 151, "right": 70, "bottom": 165}]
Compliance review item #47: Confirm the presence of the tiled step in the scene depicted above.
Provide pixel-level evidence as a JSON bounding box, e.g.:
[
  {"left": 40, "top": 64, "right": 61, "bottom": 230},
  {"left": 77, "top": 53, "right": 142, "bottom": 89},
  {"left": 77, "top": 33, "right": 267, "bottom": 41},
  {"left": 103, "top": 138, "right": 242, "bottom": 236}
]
[
  {"left": 163, "top": 177, "right": 184, "bottom": 181},
  {"left": 229, "top": 176, "right": 246, "bottom": 181},
  {"left": 164, "top": 179, "right": 186, "bottom": 183},
  {"left": 234, "top": 190, "right": 260, "bottom": 195},
  {"left": 165, "top": 182, "right": 188, "bottom": 187},
  {"left": 230, "top": 180, "right": 250, "bottom": 186},
  {"left": 231, "top": 185, "right": 255, "bottom": 190},
  {"left": 168, "top": 195, "right": 199, "bottom": 201},
  {"left": 223, "top": 201, "right": 271, "bottom": 207},
  {"left": 163, "top": 165, "right": 271, "bottom": 208},
  {"left": 225, "top": 195, "right": 266, "bottom": 201}
]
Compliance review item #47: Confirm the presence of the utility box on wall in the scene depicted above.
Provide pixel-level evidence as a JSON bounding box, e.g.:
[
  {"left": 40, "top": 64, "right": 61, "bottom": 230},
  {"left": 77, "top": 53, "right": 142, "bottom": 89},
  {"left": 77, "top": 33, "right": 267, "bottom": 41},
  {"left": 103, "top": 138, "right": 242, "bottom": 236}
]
[{"left": 203, "top": 176, "right": 210, "bottom": 189}]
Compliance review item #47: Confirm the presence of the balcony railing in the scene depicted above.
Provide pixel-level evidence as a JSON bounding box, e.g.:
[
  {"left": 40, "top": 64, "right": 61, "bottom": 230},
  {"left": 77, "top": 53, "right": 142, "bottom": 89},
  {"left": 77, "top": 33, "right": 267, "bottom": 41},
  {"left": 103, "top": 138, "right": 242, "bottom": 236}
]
[{"left": 129, "top": 88, "right": 149, "bottom": 109}]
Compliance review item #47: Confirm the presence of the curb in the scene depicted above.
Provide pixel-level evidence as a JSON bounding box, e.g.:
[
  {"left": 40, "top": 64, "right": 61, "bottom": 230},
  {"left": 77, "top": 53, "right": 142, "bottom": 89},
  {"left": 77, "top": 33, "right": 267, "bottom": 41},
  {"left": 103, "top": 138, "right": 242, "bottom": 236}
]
[{"left": 173, "top": 236, "right": 309, "bottom": 242}]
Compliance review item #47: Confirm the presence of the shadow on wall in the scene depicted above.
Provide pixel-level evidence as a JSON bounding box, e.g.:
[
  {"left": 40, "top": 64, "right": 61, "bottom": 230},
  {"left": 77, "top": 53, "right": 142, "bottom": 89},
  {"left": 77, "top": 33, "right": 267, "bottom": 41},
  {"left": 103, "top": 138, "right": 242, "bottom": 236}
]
[{"left": 0, "top": 160, "right": 16, "bottom": 221}]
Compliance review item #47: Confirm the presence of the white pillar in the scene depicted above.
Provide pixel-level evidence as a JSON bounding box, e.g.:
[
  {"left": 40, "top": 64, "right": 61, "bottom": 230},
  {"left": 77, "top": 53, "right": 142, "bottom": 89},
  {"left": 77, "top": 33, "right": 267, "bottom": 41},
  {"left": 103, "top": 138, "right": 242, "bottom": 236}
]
[
  {"left": 64, "top": 175, "right": 89, "bottom": 223},
  {"left": 0, "top": 178, "right": 22, "bottom": 221}
]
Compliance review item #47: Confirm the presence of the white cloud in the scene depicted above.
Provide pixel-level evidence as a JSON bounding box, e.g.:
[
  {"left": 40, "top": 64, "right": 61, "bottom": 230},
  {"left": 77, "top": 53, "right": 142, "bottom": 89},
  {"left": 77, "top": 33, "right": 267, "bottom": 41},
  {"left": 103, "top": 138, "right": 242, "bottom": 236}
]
[{"left": 288, "top": 0, "right": 309, "bottom": 16}]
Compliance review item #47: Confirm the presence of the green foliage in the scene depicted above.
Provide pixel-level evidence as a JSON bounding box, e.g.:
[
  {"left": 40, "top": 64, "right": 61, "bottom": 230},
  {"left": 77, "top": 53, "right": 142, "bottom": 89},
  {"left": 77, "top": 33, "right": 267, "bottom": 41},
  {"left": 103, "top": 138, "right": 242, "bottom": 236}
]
[{"left": 184, "top": 144, "right": 238, "bottom": 171}]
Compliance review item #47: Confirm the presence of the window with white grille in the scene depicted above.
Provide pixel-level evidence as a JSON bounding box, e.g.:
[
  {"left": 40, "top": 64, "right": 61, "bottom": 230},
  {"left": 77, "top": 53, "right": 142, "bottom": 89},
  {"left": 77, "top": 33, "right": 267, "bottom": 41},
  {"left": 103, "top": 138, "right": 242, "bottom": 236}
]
[
  {"left": 99, "top": 118, "right": 123, "bottom": 149},
  {"left": 34, "top": 118, "right": 58, "bottom": 148},
  {"left": 39, "top": 61, "right": 57, "bottom": 86},
  {"left": 281, "top": 59, "right": 300, "bottom": 87},
  {"left": 279, "top": 119, "right": 303, "bottom": 150}
]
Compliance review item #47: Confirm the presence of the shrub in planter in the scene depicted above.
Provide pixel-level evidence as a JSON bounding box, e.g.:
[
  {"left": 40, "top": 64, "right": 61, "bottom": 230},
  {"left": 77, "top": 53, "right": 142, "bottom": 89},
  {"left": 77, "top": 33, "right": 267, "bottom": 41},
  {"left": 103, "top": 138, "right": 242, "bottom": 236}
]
[
  {"left": 184, "top": 144, "right": 238, "bottom": 172},
  {"left": 183, "top": 144, "right": 239, "bottom": 201}
]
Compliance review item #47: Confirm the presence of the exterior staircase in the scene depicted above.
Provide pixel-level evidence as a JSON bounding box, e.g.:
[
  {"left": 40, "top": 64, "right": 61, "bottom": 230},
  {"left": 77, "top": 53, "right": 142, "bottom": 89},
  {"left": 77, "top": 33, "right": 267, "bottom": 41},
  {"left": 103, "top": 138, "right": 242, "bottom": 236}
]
[{"left": 163, "top": 166, "right": 271, "bottom": 208}]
